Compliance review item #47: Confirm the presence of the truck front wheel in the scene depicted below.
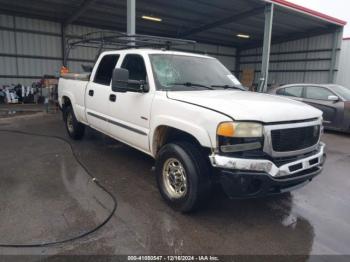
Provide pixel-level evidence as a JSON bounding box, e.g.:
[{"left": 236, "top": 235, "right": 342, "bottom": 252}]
[
  {"left": 155, "top": 142, "right": 211, "bottom": 213},
  {"left": 63, "top": 106, "right": 85, "bottom": 140}
]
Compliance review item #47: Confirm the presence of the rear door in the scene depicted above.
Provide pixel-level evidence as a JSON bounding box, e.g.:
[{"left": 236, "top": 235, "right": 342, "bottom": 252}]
[
  {"left": 85, "top": 54, "right": 120, "bottom": 133},
  {"left": 302, "top": 86, "right": 342, "bottom": 128}
]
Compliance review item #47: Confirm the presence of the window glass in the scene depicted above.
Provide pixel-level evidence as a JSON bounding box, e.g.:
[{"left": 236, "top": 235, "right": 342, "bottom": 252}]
[
  {"left": 305, "top": 86, "right": 333, "bottom": 100},
  {"left": 93, "top": 55, "right": 119, "bottom": 85},
  {"left": 121, "top": 54, "right": 147, "bottom": 81},
  {"left": 327, "top": 85, "right": 350, "bottom": 100},
  {"left": 149, "top": 54, "right": 243, "bottom": 91},
  {"left": 284, "top": 86, "right": 303, "bottom": 98}
]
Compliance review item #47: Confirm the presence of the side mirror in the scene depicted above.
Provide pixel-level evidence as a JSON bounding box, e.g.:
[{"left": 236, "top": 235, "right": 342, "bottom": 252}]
[
  {"left": 112, "top": 68, "right": 129, "bottom": 92},
  {"left": 128, "top": 80, "right": 149, "bottom": 93},
  {"left": 112, "top": 68, "right": 149, "bottom": 93},
  {"left": 328, "top": 95, "right": 339, "bottom": 102}
]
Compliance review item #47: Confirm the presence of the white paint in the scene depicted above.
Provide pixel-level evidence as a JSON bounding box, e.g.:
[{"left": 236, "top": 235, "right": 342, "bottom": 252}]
[{"left": 59, "top": 49, "right": 322, "bottom": 158}]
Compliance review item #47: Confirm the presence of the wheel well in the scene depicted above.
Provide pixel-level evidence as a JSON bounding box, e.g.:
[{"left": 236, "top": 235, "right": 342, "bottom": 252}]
[
  {"left": 152, "top": 126, "right": 210, "bottom": 156},
  {"left": 62, "top": 96, "right": 71, "bottom": 110}
]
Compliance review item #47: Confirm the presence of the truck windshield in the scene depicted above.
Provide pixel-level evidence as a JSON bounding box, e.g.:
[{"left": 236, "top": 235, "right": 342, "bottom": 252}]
[{"left": 149, "top": 54, "right": 244, "bottom": 91}]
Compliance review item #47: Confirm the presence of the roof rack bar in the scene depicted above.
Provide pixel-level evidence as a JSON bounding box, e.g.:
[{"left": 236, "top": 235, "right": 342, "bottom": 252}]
[{"left": 64, "top": 31, "right": 196, "bottom": 67}]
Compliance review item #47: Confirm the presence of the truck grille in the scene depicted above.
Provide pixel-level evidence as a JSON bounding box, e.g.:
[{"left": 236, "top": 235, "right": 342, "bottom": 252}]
[{"left": 271, "top": 125, "right": 320, "bottom": 152}]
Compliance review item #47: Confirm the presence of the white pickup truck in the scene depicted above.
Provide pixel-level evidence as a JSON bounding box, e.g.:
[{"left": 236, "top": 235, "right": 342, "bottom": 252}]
[{"left": 58, "top": 48, "right": 326, "bottom": 212}]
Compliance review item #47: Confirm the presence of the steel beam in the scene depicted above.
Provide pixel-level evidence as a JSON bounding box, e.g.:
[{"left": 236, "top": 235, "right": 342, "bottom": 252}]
[
  {"left": 12, "top": 16, "right": 19, "bottom": 80},
  {"left": 64, "top": 0, "right": 98, "bottom": 26},
  {"left": 328, "top": 28, "right": 342, "bottom": 83},
  {"left": 240, "top": 48, "right": 340, "bottom": 57},
  {"left": 242, "top": 27, "right": 337, "bottom": 50},
  {"left": 61, "top": 23, "right": 67, "bottom": 67},
  {"left": 258, "top": 4, "right": 274, "bottom": 93},
  {"left": 179, "top": 7, "right": 265, "bottom": 37},
  {"left": 235, "top": 49, "right": 241, "bottom": 78},
  {"left": 241, "top": 58, "right": 331, "bottom": 64},
  {"left": 239, "top": 69, "right": 337, "bottom": 73},
  {"left": 127, "top": 0, "right": 136, "bottom": 35}
]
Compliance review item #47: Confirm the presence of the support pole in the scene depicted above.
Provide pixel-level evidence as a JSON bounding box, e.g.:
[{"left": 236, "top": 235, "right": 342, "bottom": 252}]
[
  {"left": 61, "top": 23, "right": 67, "bottom": 67},
  {"left": 258, "top": 3, "right": 274, "bottom": 93},
  {"left": 127, "top": 0, "right": 136, "bottom": 46},
  {"left": 328, "top": 28, "right": 342, "bottom": 83},
  {"left": 127, "top": 0, "right": 136, "bottom": 35},
  {"left": 235, "top": 49, "right": 241, "bottom": 79}
]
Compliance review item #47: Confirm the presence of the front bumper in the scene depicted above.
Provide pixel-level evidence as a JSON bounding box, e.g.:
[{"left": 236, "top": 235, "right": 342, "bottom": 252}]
[{"left": 209, "top": 143, "right": 326, "bottom": 198}]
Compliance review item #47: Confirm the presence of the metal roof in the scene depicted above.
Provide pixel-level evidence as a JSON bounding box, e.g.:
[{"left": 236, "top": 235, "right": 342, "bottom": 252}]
[{"left": 0, "top": 0, "right": 346, "bottom": 48}]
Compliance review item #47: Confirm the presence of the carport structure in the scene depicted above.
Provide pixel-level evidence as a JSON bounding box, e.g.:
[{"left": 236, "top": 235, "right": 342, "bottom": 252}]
[{"left": 0, "top": 0, "right": 346, "bottom": 90}]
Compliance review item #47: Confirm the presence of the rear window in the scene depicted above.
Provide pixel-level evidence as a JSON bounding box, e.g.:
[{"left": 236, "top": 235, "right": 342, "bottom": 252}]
[{"left": 94, "top": 54, "right": 120, "bottom": 85}]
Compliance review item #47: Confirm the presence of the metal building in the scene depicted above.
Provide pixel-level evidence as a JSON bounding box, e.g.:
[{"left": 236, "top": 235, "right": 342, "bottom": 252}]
[
  {"left": 0, "top": 0, "right": 346, "bottom": 90},
  {"left": 336, "top": 38, "right": 350, "bottom": 88}
]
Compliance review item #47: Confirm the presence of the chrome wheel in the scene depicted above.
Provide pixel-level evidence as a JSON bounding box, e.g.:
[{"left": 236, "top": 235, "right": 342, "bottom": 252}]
[
  {"left": 66, "top": 112, "right": 74, "bottom": 134},
  {"left": 162, "top": 158, "right": 188, "bottom": 199}
]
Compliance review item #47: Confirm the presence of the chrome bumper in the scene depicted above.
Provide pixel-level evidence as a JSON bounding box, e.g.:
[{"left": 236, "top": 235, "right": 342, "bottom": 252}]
[{"left": 209, "top": 142, "right": 326, "bottom": 178}]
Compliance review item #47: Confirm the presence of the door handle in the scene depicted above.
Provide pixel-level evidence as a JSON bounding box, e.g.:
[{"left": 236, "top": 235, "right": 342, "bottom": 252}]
[
  {"left": 109, "top": 94, "right": 117, "bottom": 102},
  {"left": 88, "top": 90, "right": 94, "bottom": 96}
]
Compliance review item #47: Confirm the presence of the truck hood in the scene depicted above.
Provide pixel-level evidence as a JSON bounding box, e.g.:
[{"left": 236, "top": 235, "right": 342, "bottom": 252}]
[{"left": 167, "top": 90, "right": 322, "bottom": 123}]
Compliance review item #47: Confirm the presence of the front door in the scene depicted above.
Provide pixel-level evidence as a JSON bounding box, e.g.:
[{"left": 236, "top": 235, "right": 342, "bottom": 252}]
[
  {"left": 303, "top": 86, "right": 343, "bottom": 128},
  {"left": 108, "top": 54, "right": 154, "bottom": 152}
]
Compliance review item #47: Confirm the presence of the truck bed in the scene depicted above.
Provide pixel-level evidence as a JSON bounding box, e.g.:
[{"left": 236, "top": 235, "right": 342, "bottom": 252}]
[{"left": 61, "top": 73, "right": 91, "bottom": 81}]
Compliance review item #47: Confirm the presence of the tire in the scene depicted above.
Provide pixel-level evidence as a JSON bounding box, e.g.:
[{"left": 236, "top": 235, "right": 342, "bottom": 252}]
[
  {"left": 155, "top": 141, "right": 212, "bottom": 213},
  {"left": 63, "top": 105, "right": 85, "bottom": 140}
]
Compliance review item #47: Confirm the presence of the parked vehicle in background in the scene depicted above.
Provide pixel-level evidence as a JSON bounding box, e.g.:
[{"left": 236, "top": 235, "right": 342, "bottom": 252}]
[{"left": 269, "top": 84, "right": 350, "bottom": 133}]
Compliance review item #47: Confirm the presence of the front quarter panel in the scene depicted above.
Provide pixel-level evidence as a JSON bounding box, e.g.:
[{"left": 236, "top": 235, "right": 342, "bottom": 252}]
[{"left": 149, "top": 92, "right": 231, "bottom": 156}]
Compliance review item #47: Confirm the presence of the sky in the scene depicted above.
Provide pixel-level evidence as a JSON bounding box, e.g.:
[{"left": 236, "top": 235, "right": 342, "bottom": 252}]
[{"left": 288, "top": 0, "right": 349, "bottom": 37}]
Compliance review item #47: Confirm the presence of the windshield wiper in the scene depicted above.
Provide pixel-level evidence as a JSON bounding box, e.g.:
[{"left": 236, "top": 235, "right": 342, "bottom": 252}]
[
  {"left": 169, "top": 82, "right": 214, "bottom": 90},
  {"left": 211, "top": 84, "right": 245, "bottom": 90}
]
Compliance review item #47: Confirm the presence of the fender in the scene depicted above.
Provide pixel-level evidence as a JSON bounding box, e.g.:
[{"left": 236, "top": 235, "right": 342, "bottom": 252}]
[{"left": 149, "top": 115, "right": 214, "bottom": 156}]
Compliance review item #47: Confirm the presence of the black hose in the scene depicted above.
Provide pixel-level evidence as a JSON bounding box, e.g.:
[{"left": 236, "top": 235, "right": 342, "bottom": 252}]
[{"left": 0, "top": 129, "right": 118, "bottom": 248}]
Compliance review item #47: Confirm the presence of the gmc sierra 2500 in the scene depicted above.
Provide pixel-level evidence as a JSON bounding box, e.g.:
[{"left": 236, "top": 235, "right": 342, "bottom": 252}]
[{"left": 58, "top": 48, "right": 326, "bottom": 212}]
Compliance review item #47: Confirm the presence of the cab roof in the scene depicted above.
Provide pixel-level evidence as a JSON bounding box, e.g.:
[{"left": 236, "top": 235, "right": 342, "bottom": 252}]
[{"left": 102, "top": 49, "right": 214, "bottom": 59}]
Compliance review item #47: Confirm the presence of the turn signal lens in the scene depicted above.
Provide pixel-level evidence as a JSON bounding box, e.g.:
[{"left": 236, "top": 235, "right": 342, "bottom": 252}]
[
  {"left": 217, "top": 122, "right": 235, "bottom": 137},
  {"left": 217, "top": 122, "right": 263, "bottom": 138}
]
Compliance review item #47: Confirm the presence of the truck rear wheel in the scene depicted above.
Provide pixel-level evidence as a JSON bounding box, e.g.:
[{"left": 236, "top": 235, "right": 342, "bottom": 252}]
[
  {"left": 155, "top": 142, "right": 211, "bottom": 213},
  {"left": 63, "top": 106, "right": 85, "bottom": 140}
]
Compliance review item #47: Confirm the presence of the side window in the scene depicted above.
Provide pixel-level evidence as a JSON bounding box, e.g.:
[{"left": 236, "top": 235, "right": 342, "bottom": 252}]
[
  {"left": 94, "top": 54, "right": 120, "bottom": 85},
  {"left": 121, "top": 54, "right": 147, "bottom": 81},
  {"left": 284, "top": 86, "right": 303, "bottom": 98},
  {"left": 305, "top": 86, "right": 333, "bottom": 100}
]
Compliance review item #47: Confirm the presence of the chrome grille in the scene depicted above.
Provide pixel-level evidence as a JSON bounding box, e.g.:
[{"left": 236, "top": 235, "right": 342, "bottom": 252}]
[{"left": 271, "top": 125, "right": 320, "bottom": 152}]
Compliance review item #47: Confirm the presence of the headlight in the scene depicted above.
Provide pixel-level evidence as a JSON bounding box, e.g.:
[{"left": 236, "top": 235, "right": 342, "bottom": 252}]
[{"left": 217, "top": 122, "right": 263, "bottom": 138}]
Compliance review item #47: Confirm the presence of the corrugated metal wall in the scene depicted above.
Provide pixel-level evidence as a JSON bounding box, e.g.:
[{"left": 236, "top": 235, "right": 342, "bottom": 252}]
[
  {"left": 336, "top": 39, "right": 350, "bottom": 88},
  {"left": 0, "top": 14, "right": 236, "bottom": 86},
  {"left": 65, "top": 25, "right": 237, "bottom": 73},
  {"left": 0, "top": 14, "right": 62, "bottom": 85},
  {"left": 239, "top": 33, "right": 342, "bottom": 89},
  {"left": 1, "top": 13, "right": 340, "bottom": 89}
]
